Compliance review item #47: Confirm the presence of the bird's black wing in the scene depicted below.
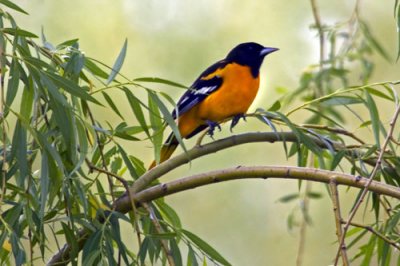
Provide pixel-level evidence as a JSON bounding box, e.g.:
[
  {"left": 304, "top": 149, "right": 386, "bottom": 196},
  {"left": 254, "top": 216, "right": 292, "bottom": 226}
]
[{"left": 172, "top": 60, "right": 227, "bottom": 119}]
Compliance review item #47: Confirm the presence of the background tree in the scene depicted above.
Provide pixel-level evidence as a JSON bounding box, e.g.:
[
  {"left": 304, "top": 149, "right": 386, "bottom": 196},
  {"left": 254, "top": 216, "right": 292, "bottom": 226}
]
[{"left": 0, "top": 0, "right": 400, "bottom": 265}]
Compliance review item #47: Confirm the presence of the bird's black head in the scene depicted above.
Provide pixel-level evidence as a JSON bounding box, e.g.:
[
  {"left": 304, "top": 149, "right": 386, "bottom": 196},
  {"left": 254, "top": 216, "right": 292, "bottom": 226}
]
[{"left": 225, "top": 42, "right": 278, "bottom": 77}]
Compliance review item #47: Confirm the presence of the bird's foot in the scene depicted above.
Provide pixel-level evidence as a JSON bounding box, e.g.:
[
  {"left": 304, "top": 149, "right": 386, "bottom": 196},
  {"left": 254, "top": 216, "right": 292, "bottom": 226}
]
[
  {"left": 230, "top": 113, "right": 247, "bottom": 132},
  {"left": 206, "top": 120, "right": 221, "bottom": 138}
]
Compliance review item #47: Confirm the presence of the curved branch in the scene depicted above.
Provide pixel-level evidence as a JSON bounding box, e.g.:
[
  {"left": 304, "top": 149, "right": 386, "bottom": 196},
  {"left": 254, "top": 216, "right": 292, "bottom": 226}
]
[{"left": 135, "top": 166, "right": 400, "bottom": 202}]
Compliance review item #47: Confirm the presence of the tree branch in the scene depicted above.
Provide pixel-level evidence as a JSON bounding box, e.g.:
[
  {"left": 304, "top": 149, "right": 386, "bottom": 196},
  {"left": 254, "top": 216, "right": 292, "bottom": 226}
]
[
  {"left": 134, "top": 166, "right": 400, "bottom": 203},
  {"left": 47, "top": 165, "right": 400, "bottom": 265},
  {"left": 329, "top": 179, "right": 349, "bottom": 266}
]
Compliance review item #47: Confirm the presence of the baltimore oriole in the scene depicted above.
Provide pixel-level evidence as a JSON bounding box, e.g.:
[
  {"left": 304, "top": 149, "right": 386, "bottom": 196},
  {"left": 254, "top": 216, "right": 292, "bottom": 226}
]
[{"left": 149, "top": 42, "right": 278, "bottom": 169}]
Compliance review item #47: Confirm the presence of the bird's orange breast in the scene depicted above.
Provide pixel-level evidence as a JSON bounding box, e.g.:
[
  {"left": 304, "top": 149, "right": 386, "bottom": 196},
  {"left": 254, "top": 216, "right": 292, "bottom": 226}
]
[
  {"left": 176, "top": 62, "right": 260, "bottom": 138},
  {"left": 197, "top": 63, "right": 260, "bottom": 121}
]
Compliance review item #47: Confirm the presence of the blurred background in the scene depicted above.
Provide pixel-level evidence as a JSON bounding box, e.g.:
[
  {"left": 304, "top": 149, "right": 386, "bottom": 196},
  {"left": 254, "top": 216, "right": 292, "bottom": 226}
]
[{"left": 15, "top": 0, "right": 398, "bottom": 265}]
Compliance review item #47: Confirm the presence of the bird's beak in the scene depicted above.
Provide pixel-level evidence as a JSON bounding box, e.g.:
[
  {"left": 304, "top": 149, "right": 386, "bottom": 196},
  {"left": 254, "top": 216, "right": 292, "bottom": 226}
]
[{"left": 260, "top": 47, "right": 279, "bottom": 56}]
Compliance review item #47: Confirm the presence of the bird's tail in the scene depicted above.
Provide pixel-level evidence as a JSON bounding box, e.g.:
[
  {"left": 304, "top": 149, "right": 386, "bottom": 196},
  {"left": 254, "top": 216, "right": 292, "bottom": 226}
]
[{"left": 148, "top": 133, "right": 179, "bottom": 169}]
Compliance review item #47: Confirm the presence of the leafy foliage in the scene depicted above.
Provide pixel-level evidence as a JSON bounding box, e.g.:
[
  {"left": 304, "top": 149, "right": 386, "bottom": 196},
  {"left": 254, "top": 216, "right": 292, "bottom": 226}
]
[{"left": 0, "top": 2, "right": 399, "bottom": 266}]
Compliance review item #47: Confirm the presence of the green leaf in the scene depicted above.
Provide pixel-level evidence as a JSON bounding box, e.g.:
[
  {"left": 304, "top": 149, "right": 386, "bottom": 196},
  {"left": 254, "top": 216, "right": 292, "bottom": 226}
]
[
  {"left": 124, "top": 88, "right": 151, "bottom": 139},
  {"left": 61, "top": 223, "right": 79, "bottom": 262},
  {"left": 45, "top": 71, "right": 101, "bottom": 104},
  {"left": 2, "top": 27, "right": 38, "bottom": 38},
  {"left": 35, "top": 131, "right": 65, "bottom": 174},
  {"left": 69, "top": 119, "right": 88, "bottom": 177},
  {"left": 275, "top": 112, "right": 321, "bottom": 155},
  {"left": 82, "top": 230, "right": 102, "bottom": 265},
  {"left": 57, "top": 38, "right": 79, "bottom": 49},
  {"left": 187, "top": 244, "right": 199, "bottom": 266},
  {"left": 20, "top": 86, "right": 34, "bottom": 122},
  {"left": 360, "top": 20, "right": 391, "bottom": 61},
  {"left": 148, "top": 92, "right": 187, "bottom": 155},
  {"left": 268, "top": 100, "right": 281, "bottom": 111},
  {"left": 0, "top": 0, "right": 29, "bottom": 14},
  {"left": 39, "top": 152, "right": 49, "bottom": 226},
  {"left": 108, "top": 213, "right": 129, "bottom": 265},
  {"left": 365, "top": 91, "right": 380, "bottom": 147},
  {"left": 330, "top": 150, "right": 346, "bottom": 170},
  {"left": 117, "top": 144, "right": 139, "bottom": 179},
  {"left": 182, "top": 229, "right": 231, "bottom": 266},
  {"left": 11, "top": 121, "right": 28, "bottom": 187},
  {"left": 321, "top": 96, "right": 363, "bottom": 106},
  {"left": 134, "top": 77, "right": 188, "bottom": 89},
  {"left": 5, "top": 59, "right": 21, "bottom": 115},
  {"left": 170, "top": 239, "right": 183, "bottom": 266},
  {"left": 102, "top": 92, "right": 124, "bottom": 119},
  {"left": 361, "top": 234, "right": 376, "bottom": 266},
  {"left": 84, "top": 57, "right": 109, "bottom": 79},
  {"left": 306, "top": 191, "right": 322, "bottom": 199},
  {"left": 148, "top": 91, "right": 164, "bottom": 164},
  {"left": 277, "top": 193, "right": 299, "bottom": 203},
  {"left": 366, "top": 87, "right": 393, "bottom": 101},
  {"left": 39, "top": 73, "right": 69, "bottom": 106},
  {"left": 147, "top": 232, "right": 177, "bottom": 239},
  {"left": 107, "top": 39, "right": 127, "bottom": 84},
  {"left": 156, "top": 200, "right": 182, "bottom": 229},
  {"left": 138, "top": 237, "right": 149, "bottom": 265}
]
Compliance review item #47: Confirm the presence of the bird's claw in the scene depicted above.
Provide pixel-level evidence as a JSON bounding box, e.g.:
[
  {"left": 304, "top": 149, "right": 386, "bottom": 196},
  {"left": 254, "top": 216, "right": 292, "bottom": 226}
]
[
  {"left": 206, "top": 120, "right": 221, "bottom": 138},
  {"left": 230, "top": 114, "right": 247, "bottom": 132}
]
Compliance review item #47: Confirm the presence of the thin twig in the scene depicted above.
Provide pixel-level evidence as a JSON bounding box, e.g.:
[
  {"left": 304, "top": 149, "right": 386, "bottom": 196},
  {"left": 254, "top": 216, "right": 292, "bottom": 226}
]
[
  {"left": 142, "top": 203, "right": 175, "bottom": 266},
  {"left": 342, "top": 220, "right": 400, "bottom": 251},
  {"left": 334, "top": 104, "right": 400, "bottom": 264},
  {"left": 329, "top": 178, "right": 349, "bottom": 266},
  {"left": 300, "top": 124, "right": 365, "bottom": 144},
  {"left": 310, "top": 0, "right": 325, "bottom": 71},
  {"left": 86, "top": 159, "right": 142, "bottom": 246},
  {"left": 296, "top": 182, "right": 311, "bottom": 266},
  {"left": 0, "top": 32, "right": 7, "bottom": 211},
  {"left": 87, "top": 107, "right": 115, "bottom": 201}
]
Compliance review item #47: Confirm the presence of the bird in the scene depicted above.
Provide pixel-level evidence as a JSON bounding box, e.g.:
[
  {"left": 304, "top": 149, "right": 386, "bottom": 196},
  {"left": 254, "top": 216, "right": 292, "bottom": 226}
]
[{"left": 149, "top": 42, "right": 278, "bottom": 169}]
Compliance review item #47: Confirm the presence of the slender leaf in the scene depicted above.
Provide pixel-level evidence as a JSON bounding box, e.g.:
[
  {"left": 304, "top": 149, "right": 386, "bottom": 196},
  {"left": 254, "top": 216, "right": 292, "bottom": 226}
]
[
  {"left": 148, "top": 92, "right": 187, "bottom": 154},
  {"left": 148, "top": 91, "right": 164, "bottom": 164},
  {"left": 365, "top": 91, "right": 380, "bottom": 147},
  {"left": 0, "top": 0, "right": 29, "bottom": 14},
  {"left": 277, "top": 193, "right": 299, "bottom": 203},
  {"left": 182, "top": 229, "right": 231, "bottom": 266},
  {"left": 2, "top": 28, "right": 37, "bottom": 38},
  {"left": 360, "top": 20, "right": 391, "bottom": 61},
  {"left": 107, "top": 39, "right": 127, "bottom": 84},
  {"left": 134, "top": 77, "right": 188, "bottom": 89},
  {"left": 117, "top": 144, "right": 139, "bottom": 179},
  {"left": 11, "top": 121, "right": 28, "bottom": 187},
  {"left": 156, "top": 200, "right": 182, "bottom": 229},
  {"left": 187, "top": 244, "right": 199, "bottom": 266},
  {"left": 170, "top": 239, "right": 183, "bottom": 266},
  {"left": 45, "top": 71, "right": 101, "bottom": 104},
  {"left": 124, "top": 88, "right": 151, "bottom": 139},
  {"left": 102, "top": 92, "right": 124, "bottom": 119},
  {"left": 84, "top": 58, "right": 109, "bottom": 79},
  {"left": 82, "top": 230, "right": 102, "bottom": 265},
  {"left": 39, "top": 152, "right": 49, "bottom": 225},
  {"left": 330, "top": 150, "right": 346, "bottom": 170},
  {"left": 5, "top": 59, "right": 20, "bottom": 115}
]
